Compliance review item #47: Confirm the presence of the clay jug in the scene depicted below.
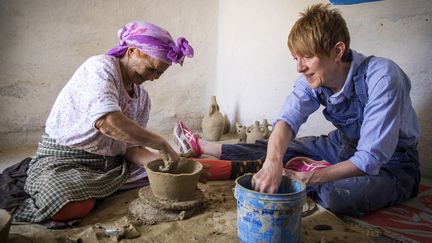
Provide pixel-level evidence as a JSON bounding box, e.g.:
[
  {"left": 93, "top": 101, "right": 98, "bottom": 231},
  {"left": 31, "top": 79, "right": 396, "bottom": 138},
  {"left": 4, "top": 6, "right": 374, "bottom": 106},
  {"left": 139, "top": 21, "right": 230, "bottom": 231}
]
[
  {"left": 246, "top": 121, "right": 266, "bottom": 144},
  {"left": 261, "top": 119, "right": 273, "bottom": 139},
  {"left": 236, "top": 122, "right": 247, "bottom": 143},
  {"left": 223, "top": 114, "right": 230, "bottom": 134},
  {"left": 202, "top": 96, "right": 224, "bottom": 141}
]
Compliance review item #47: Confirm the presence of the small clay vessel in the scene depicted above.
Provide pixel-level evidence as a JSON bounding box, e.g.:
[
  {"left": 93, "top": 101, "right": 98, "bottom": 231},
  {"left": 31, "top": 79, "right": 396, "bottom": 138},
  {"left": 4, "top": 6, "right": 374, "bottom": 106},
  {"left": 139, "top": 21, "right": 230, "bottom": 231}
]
[
  {"left": 201, "top": 96, "right": 224, "bottom": 141},
  {"left": 246, "top": 121, "right": 266, "bottom": 144},
  {"left": 223, "top": 114, "right": 230, "bottom": 134},
  {"left": 236, "top": 123, "right": 247, "bottom": 143},
  {"left": 261, "top": 119, "right": 273, "bottom": 139}
]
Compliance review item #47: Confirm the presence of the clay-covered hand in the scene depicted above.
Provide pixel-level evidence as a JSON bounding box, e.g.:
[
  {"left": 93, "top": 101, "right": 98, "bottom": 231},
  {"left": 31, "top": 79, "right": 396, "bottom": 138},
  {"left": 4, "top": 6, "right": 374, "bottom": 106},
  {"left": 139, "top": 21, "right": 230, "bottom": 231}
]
[
  {"left": 251, "top": 158, "right": 283, "bottom": 193},
  {"left": 283, "top": 169, "right": 313, "bottom": 186},
  {"left": 158, "top": 143, "right": 180, "bottom": 172}
]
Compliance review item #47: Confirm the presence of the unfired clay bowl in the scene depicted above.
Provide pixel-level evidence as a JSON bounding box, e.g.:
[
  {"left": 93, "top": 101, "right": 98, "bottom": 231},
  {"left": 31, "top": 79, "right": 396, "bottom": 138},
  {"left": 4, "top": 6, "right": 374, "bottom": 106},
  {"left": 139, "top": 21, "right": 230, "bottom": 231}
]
[
  {"left": 0, "top": 209, "right": 11, "bottom": 243},
  {"left": 145, "top": 158, "right": 203, "bottom": 202}
]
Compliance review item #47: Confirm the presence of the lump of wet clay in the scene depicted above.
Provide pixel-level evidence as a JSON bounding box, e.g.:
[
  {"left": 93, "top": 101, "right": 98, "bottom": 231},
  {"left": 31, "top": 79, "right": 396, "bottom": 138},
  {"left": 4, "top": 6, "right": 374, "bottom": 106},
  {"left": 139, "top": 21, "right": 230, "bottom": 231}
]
[{"left": 158, "top": 149, "right": 178, "bottom": 173}]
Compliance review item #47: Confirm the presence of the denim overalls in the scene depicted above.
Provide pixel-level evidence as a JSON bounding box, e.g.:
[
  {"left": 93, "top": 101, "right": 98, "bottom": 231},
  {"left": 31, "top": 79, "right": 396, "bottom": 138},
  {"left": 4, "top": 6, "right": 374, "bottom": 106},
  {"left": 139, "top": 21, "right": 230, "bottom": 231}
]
[{"left": 221, "top": 57, "right": 420, "bottom": 216}]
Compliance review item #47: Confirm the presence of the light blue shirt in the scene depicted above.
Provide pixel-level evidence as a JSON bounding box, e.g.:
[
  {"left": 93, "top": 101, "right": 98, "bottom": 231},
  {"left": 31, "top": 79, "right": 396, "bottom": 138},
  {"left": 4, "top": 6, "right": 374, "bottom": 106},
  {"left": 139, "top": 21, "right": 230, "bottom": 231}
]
[{"left": 277, "top": 50, "right": 420, "bottom": 175}]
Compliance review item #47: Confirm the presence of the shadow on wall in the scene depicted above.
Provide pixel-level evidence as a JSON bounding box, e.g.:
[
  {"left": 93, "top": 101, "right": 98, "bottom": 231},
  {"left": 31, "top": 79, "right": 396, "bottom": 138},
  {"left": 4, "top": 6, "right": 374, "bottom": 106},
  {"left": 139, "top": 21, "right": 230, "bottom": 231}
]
[
  {"left": 418, "top": 96, "right": 432, "bottom": 178},
  {"left": 233, "top": 99, "right": 240, "bottom": 129}
]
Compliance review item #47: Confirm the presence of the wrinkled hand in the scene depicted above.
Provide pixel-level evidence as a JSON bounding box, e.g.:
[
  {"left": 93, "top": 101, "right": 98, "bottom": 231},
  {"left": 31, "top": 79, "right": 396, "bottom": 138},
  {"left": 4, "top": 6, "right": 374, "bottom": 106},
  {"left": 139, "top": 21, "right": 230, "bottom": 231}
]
[
  {"left": 283, "top": 169, "right": 313, "bottom": 186},
  {"left": 251, "top": 159, "right": 283, "bottom": 193},
  {"left": 158, "top": 143, "right": 180, "bottom": 172}
]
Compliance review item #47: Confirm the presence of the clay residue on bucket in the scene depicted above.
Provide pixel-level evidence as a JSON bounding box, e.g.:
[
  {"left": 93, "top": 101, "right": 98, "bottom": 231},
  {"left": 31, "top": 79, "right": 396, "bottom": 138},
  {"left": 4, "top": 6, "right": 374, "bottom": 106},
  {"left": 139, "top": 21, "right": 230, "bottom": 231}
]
[{"left": 234, "top": 174, "right": 306, "bottom": 242}]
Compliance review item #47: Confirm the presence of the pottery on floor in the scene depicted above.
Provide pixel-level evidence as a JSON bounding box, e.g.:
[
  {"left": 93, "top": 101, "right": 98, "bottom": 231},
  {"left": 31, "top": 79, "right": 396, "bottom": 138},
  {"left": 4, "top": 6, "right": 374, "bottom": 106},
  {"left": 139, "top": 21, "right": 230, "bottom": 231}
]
[
  {"left": 246, "top": 120, "right": 266, "bottom": 144},
  {"left": 202, "top": 96, "right": 224, "bottom": 141},
  {"left": 261, "top": 119, "right": 273, "bottom": 139},
  {"left": 223, "top": 114, "right": 230, "bottom": 134},
  {"left": 236, "top": 122, "right": 247, "bottom": 143},
  {"left": 145, "top": 158, "right": 203, "bottom": 202}
]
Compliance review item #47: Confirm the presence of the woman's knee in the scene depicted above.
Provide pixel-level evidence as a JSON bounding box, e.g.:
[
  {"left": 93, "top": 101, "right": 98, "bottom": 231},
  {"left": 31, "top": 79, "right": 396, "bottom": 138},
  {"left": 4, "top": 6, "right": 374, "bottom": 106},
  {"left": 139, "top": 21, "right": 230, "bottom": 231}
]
[
  {"left": 51, "top": 198, "right": 96, "bottom": 221},
  {"left": 315, "top": 183, "right": 369, "bottom": 216}
]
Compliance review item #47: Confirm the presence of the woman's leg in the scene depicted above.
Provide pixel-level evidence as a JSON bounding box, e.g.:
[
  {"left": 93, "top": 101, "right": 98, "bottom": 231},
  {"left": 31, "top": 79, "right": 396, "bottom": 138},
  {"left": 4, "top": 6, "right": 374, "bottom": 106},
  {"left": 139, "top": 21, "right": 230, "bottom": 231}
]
[{"left": 198, "top": 140, "right": 222, "bottom": 158}]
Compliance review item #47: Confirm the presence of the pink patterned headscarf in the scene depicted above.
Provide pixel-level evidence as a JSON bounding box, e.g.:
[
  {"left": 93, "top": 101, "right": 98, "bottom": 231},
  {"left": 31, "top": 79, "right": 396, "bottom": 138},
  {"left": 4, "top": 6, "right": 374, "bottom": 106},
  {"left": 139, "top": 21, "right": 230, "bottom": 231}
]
[{"left": 106, "top": 21, "right": 194, "bottom": 65}]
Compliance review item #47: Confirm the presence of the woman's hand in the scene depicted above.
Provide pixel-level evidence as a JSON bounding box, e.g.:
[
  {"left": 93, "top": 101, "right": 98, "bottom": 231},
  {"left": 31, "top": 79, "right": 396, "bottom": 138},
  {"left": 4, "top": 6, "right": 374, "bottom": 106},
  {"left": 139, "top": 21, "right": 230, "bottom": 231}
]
[{"left": 158, "top": 141, "right": 180, "bottom": 172}]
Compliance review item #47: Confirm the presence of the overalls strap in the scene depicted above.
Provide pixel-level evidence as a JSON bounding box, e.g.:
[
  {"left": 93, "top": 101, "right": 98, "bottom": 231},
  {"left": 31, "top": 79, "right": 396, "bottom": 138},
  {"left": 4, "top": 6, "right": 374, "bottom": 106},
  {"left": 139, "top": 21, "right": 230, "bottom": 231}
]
[{"left": 352, "top": 55, "right": 374, "bottom": 108}]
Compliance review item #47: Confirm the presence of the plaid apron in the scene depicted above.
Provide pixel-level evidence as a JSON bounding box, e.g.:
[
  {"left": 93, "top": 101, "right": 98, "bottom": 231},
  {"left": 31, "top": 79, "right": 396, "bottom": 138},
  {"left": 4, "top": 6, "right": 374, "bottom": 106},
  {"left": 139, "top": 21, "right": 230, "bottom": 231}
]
[{"left": 13, "top": 133, "right": 130, "bottom": 222}]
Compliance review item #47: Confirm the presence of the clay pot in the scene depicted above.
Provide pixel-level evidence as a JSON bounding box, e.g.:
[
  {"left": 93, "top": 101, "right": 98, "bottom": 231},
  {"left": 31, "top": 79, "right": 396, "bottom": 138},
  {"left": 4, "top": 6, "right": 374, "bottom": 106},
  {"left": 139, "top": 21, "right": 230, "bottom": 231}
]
[
  {"left": 145, "top": 158, "right": 203, "bottom": 202},
  {"left": 0, "top": 209, "right": 11, "bottom": 243},
  {"left": 246, "top": 121, "right": 266, "bottom": 144},
  {"left": 223, "top": 114, "right": 230, "bottom": 134},
  {"left": 236, "top": 123, "right": 247, "bottom": 143},
  {"left": 201, "top": 96, "right": 224, "bottom": 141},
  {"left": 261, "top": 119, "right": 273, "bottom": 139}
]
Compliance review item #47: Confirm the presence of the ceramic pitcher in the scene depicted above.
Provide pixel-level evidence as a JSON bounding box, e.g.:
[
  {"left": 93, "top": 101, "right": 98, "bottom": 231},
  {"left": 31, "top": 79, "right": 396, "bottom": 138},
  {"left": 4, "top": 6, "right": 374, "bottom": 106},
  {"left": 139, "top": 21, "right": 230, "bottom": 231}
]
[
  {"left": 246, "top": 121, "right": 266, "bottom": 144},
  {"left": 261, "top": 119, "right": 273, "bottom": 139},
  {"left": 223, "top": 114, "right": 230, "bottom": 134},
  {"left": 202, "top": 96, "right": 224, "bottom": 141},
  {"left": 236, "top": 123, "right": 247, "bottom": 143}
]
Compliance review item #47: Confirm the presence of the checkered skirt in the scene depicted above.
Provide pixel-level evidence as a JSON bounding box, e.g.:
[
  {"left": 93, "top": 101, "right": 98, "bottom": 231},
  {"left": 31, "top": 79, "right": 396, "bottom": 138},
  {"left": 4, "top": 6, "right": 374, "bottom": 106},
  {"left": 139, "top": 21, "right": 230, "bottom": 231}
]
[{"left": 13, "top": 133, "right": 130, "bottom": 222}]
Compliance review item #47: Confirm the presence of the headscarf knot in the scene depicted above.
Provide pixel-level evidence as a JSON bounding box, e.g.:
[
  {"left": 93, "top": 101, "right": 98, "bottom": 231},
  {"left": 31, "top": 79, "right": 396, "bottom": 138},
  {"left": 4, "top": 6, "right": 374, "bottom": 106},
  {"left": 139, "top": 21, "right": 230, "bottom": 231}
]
[{"left": 106, "top": 22, "right": 194, "bottom": 65}]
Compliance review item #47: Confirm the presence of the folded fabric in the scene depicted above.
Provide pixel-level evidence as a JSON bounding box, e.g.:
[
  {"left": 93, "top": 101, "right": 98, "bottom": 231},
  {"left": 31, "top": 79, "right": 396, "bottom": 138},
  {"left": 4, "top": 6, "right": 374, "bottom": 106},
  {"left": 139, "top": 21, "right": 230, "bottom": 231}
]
[{"left": 0, "top": 157, "right": 31, "bottom": 212}]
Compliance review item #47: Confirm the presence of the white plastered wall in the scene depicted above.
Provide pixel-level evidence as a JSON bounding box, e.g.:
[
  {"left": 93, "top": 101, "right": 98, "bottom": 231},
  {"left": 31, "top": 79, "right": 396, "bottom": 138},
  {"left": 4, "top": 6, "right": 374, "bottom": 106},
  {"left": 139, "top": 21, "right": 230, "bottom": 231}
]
[
  {"left": 1, "top": 0, "right": 431, "bottom": 177},
  {"left": 0, "top": 0, "right": 218, "bottom": 145}
]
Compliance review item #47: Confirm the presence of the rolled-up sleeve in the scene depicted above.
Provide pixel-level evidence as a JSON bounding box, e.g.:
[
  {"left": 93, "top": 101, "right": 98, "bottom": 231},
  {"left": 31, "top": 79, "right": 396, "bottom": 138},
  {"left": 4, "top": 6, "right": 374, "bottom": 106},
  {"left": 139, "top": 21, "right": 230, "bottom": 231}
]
[
  {"left": 350, "top": 69, "right": 403, "bottom": 175},
  {"left": 275, "top": 77, "right": 320, "bottom": 136}
]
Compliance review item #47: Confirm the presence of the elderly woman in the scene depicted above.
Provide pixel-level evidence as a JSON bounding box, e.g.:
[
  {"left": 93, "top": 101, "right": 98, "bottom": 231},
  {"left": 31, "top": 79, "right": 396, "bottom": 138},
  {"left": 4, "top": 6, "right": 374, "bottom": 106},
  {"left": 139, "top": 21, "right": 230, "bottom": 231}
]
[{"left": 13, "top": 22, "right": 194, "bottom": 223}]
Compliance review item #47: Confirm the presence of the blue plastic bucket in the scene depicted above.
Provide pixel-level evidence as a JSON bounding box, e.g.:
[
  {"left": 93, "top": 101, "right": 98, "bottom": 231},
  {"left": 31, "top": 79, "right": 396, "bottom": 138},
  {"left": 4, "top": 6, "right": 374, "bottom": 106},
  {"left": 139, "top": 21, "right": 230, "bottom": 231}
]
[{"left": 234, "top": 174, "right": 306, "bottom": 243}]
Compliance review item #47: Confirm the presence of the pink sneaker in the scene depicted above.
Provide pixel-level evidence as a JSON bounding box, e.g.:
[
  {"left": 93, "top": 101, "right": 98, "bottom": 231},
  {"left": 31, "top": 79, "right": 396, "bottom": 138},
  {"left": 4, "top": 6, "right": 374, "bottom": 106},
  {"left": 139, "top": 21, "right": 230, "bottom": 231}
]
[
  {"left": 285, "top": 156, "right": 332, "bottom": 172},
  {"left": 173, "top": 121, "right": 202, "bottom": 157}
]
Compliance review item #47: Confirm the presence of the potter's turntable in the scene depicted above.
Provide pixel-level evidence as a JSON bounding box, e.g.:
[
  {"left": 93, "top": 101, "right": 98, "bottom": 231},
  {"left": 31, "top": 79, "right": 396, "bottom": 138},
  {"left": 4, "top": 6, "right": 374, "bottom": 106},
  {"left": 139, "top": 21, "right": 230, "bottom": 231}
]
[{"left": 129, "top": 158, "right": 205, "bottom": 224}]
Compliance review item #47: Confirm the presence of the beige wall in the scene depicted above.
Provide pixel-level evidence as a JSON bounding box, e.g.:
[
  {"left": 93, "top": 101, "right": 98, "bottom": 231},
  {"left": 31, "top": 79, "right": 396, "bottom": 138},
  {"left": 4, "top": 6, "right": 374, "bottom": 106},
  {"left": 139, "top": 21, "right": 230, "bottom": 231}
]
[{"left": 1, "top": 0, "right": 431, "bottom": 177}]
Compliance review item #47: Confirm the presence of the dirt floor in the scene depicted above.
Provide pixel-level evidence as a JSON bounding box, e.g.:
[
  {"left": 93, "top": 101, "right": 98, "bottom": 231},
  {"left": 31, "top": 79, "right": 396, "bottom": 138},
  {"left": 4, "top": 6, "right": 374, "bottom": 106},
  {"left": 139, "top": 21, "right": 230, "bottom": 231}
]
[
  {"left": 0, "top": 134, "right": 375, "bottom": 242},
  {"left": 6, "top": 180, "right": 373, "bottom": 243}
]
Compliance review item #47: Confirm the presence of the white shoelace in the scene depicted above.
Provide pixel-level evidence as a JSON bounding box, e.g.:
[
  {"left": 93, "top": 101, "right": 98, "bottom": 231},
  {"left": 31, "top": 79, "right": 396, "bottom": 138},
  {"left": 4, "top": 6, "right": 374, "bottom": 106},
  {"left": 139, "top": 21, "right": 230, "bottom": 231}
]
[
  {"left": 174, "top": 123, "right": 193, "bottom": 152},
  {"left": 302, "top": 160, "right": 328, "bottom": 171}
]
